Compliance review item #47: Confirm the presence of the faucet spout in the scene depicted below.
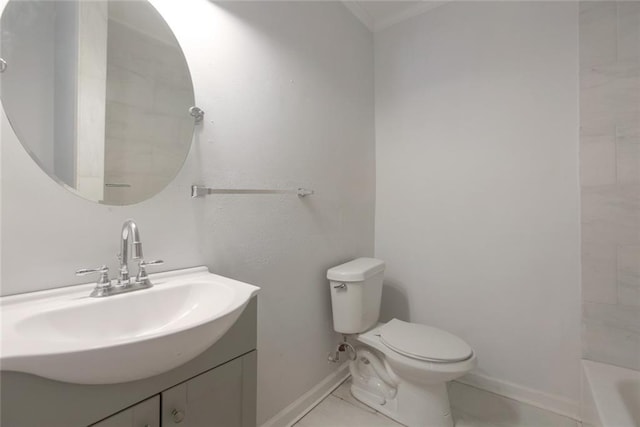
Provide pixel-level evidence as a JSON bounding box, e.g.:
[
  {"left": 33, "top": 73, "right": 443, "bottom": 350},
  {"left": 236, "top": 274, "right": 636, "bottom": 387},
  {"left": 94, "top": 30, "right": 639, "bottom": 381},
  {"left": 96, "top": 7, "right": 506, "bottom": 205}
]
[{"left": 118, "top": 219, "right": 143, "bottom": 284}]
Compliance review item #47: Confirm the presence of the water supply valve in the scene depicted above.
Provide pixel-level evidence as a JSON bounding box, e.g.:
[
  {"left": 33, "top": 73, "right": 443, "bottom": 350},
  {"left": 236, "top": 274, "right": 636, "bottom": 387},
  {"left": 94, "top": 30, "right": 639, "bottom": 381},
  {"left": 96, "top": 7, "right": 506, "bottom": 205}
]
[{"left": 327, "top": 336, "right": 356, "bottom": 363}]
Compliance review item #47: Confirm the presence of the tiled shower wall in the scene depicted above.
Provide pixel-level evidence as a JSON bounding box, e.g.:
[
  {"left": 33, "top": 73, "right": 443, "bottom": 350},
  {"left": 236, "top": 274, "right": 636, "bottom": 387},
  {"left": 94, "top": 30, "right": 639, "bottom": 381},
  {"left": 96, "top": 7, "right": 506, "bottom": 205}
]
[{"left": 580, "top": 1, "right": 640, "bottom": 370}]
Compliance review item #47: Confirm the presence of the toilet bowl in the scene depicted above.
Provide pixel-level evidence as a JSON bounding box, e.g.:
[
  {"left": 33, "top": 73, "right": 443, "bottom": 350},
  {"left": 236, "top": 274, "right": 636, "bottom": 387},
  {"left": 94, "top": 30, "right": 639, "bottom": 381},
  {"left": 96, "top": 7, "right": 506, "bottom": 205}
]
[
  {"left": 350, "top": 321, "right": 476, "bottom": 427},
  {"left": 327, "top": 258, "right": 477, "bottom": 427}
]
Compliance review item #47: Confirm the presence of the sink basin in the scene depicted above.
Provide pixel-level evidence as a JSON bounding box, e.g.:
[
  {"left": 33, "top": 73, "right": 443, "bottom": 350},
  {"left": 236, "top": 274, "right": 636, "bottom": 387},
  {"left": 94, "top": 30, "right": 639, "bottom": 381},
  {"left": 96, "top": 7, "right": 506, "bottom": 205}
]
[{"left": 0, "top": 267, "right": 259, "bottom": 384}]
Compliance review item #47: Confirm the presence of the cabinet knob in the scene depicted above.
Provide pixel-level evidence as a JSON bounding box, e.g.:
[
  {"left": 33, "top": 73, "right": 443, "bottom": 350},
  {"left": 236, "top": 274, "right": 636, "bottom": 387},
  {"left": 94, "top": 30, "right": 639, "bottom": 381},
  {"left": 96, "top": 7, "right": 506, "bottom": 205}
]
[{"left": 171, "top": 409, "right": 185, "bottom": 423}]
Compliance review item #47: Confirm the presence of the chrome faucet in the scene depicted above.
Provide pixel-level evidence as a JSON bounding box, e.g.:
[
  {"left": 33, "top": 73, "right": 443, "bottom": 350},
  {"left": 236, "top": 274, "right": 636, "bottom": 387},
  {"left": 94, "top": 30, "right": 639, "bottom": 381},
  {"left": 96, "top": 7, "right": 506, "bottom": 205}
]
[
  {"left": 76, "top": 219, "right": 163, "bottom": 297},
  {"left": 118, "top": 219, "right": 143, "bottom": 285}
]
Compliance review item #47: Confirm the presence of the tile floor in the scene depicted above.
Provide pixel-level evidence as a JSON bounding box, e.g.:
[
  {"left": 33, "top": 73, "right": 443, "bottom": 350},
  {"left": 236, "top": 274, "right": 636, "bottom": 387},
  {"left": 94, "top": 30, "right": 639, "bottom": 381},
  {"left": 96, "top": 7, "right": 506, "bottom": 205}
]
[
  {"left": 294, "top": 379, "right": 581, "bottom": 427},
  {"left": 293, "top": 379, "right": 403, "bottom": 427}
]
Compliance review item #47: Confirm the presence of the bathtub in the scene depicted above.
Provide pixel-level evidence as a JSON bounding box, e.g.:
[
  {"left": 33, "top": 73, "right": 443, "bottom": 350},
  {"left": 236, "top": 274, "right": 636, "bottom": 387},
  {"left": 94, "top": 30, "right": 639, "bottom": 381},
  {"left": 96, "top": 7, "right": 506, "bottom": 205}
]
[{"left": 581, "top": 360, "right": 640, "bottom": 427}]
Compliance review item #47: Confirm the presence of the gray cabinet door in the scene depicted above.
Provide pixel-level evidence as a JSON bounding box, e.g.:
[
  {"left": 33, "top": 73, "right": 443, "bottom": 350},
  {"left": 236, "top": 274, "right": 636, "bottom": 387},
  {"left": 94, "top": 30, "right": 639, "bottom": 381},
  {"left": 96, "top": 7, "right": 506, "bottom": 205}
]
[
  {"left": 162, "top": 354, "right": 253, "bottom": 427},
  {"left": 92, "top": 395, "right": 160, "bottom": 427}
]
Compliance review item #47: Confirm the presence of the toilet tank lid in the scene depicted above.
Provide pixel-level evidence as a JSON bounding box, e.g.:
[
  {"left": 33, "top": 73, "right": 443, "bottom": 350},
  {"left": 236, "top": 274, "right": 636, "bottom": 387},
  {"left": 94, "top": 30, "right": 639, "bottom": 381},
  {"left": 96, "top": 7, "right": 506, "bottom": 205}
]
[{"left": 327, "top": 258, "right": 385, "bottom": 282}]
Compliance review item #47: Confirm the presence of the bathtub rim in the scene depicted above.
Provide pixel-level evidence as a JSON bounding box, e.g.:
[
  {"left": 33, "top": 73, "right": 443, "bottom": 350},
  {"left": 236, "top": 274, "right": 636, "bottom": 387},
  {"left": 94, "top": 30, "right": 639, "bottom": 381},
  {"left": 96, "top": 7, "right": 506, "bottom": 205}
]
[{"left": 581, "top": 359, "right": 640, "bottom": 427}]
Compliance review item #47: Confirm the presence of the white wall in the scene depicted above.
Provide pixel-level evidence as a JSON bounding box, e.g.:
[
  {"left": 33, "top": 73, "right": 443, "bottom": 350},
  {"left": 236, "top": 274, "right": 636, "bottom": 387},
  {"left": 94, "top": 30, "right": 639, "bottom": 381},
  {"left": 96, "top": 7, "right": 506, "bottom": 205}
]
[
  {"left": 374, "top": 1, "right": 582, "bottom": 415},
  {"left": 0, "top": 0, "right": 374, "bottom": 423}
]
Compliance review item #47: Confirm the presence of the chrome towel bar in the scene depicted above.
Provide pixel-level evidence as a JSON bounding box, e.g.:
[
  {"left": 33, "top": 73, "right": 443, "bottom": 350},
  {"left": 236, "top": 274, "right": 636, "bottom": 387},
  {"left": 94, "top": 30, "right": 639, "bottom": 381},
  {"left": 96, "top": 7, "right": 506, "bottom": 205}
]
[{"left": 191, "top": 185, "right": 314, "bottom": 198}]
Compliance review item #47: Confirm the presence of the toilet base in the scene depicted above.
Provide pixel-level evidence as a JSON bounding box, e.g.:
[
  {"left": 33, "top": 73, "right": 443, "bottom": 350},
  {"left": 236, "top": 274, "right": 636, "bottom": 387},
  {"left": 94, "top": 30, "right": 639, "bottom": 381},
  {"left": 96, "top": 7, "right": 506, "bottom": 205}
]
[{"left": 351, "top": 379, "right": 454, "bottom": 427}]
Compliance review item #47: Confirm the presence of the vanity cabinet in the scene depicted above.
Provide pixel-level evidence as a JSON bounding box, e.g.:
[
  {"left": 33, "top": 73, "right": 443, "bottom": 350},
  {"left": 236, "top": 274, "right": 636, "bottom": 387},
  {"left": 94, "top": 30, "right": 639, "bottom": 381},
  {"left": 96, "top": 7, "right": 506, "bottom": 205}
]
[
  {"left": 1, "top": 298, "right": 257, "bottom": 427},
  {"left": 92, "top": 355, "right": 252, "bottom": 427},
  {"left": 161, "top": 356, "right": 245, "bottom": 427},
  {"left": 92, "top": 396, "right": 160, "bottom": 427}
]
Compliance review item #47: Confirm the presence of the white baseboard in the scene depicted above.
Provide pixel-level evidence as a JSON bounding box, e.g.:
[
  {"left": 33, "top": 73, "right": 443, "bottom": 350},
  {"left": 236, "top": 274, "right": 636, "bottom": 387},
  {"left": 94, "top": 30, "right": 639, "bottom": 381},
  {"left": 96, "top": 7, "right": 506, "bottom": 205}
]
[
  {"left": 260, "top": 366, "right": 579, "bottom": 426},
  {"left": 260, "top": 364, "right": 350, "bottom": 427},
  {"left": 456, "top": 373, "right": 580, "bottom": 421}
]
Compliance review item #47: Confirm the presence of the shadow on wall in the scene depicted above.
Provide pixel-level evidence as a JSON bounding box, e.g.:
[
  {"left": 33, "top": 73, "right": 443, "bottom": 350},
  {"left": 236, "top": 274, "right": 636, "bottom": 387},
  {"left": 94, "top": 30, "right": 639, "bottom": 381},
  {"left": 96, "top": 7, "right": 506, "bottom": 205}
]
[{"left": 380, "top": 281, "right": 410, "bottom": 323}]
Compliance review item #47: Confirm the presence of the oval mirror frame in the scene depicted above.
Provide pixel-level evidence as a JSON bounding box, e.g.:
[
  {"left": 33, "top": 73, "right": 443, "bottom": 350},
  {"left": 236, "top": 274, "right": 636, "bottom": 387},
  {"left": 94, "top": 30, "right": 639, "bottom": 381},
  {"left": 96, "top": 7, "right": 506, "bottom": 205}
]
[{"left": 0, "top": 0, "right": 196, "bottom": 205}]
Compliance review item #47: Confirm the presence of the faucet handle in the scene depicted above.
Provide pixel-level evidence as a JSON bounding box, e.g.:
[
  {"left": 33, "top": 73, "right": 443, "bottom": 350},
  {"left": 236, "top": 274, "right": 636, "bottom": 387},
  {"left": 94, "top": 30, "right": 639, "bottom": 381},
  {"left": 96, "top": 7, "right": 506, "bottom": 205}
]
[
  {"left": 76, "top": 266, "right": 111, "bottom": 297},
  {"left": 76, "top": 265, "right": 110, "bottom": 284},
  {"left": 140, "top": 259, "right": 164, "bottom": 267},
  {"left": 135, "top": 259, "right": 164, "bottom": 285}
]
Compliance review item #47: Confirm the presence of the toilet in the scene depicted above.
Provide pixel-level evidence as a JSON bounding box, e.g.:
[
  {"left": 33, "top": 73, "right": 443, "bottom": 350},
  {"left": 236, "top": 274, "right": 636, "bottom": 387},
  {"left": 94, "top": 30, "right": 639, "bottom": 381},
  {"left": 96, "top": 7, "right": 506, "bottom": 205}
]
[{"left": 327, "top": 258, "right": 476, "bottom": 427}]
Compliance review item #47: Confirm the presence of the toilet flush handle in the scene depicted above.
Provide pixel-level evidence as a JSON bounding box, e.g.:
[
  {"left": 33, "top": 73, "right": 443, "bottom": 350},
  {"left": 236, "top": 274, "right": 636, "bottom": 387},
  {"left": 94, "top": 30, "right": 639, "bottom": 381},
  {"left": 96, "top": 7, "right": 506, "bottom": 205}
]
[{"left": 333, "top": 283, "right": 347, "bottom": 290}]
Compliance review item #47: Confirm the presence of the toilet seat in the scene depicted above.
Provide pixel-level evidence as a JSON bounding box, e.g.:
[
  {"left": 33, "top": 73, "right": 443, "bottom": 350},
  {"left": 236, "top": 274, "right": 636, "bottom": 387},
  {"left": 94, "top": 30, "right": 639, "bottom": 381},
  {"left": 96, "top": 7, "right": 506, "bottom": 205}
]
[{"left": 379, "top": 319, "right": 473, "bottom": 363}]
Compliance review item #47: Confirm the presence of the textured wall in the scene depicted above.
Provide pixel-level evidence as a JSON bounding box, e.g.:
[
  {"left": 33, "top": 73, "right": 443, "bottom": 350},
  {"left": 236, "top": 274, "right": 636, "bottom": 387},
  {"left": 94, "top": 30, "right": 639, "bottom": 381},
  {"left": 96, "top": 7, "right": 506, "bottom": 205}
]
[
  {"left": 374, "top": 1, "right": 582, "bottom": 415},
  {"left": 579, "top": 1, "right": 640, "bottom": 371},
  {"left": 0, "top": 0, "right": 374, "bottom": 423}
]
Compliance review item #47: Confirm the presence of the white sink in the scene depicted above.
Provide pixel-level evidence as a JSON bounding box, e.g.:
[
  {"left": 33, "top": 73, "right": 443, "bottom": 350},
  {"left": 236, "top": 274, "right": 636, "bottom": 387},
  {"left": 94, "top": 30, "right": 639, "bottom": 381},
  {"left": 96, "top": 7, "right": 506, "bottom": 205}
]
[{"left": 0, "top": 267, "right": 259, "bottom": 384}]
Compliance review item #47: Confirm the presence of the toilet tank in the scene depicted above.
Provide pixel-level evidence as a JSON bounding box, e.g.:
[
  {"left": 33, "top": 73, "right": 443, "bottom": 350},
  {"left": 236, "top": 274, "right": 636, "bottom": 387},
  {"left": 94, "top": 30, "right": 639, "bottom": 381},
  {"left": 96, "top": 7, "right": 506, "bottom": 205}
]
[{"left": 327, "top": 258, "right": 385, "bottom": 334}]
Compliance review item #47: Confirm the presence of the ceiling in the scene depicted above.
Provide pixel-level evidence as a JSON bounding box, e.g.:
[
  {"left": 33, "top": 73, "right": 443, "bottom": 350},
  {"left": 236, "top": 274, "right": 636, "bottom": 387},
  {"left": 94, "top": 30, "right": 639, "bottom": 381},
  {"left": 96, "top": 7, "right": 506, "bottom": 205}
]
[{"left": 342, "top": 1, "right": 447, "bottom": 32}]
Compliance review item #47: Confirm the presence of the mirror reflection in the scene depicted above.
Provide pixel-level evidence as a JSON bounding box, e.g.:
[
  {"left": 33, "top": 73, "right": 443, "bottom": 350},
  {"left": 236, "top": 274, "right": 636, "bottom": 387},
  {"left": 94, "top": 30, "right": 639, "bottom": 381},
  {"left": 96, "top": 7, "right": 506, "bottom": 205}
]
[{"left": 0, "top": 0, "right": 195, "bottom": 205}]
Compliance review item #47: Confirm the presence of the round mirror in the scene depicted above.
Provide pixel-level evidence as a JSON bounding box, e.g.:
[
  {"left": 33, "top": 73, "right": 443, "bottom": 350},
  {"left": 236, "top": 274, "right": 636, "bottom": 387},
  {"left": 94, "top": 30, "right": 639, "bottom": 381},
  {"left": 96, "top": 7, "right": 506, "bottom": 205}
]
[{"left": 0, "top": 0, "right": 195, "bottom": 205}]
